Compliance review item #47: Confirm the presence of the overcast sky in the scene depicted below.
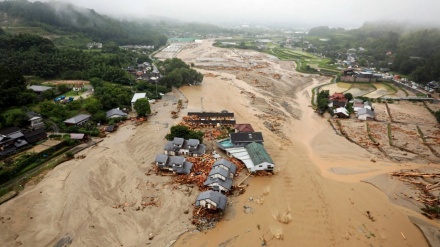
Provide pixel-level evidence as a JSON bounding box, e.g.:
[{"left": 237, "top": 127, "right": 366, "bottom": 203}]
[{"left": 59, "top": 0, "right": 440, "bottom": 28}]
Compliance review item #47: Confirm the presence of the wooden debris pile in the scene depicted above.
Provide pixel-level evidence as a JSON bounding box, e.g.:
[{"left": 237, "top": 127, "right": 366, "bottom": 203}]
[
  {"left": 192, "top": 206, "right": 223, "bottom": 231},
  {"left": 204, "top": 129, "right": 225, "bottom": 140},
  {"left": 389, "top": 169, "right": 440, "bottom": 218},
  {"left": 173, "top": 154, "right": 216, "bottom": 188}
]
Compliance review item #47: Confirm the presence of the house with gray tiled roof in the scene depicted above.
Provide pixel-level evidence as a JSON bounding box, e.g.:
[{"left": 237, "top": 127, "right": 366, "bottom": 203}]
[
  {"left": 106, "top": 108, "right": 128, "bottom": 119},
  {"left": 63, "top": 114, "right": 91, "bottom": 126},
  {"left": 212, "top": 159, "right": 237, "bottom": 178},
  {"left": 204, "top": 176, "right": 233, "bottom": 193},
  {"left": 154, "top": 154, "right": 193, "bottom": 174},
  {"left": 164, "top": 137, "right": 206, "bottom": 157},
  {"left": 195, "top": 190, "right": 227, "bottom": 211}
]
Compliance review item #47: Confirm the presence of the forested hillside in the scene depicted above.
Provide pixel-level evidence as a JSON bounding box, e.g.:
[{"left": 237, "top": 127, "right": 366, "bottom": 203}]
[
  {"left": 0, "top": 0, "right": 167, "bottom": 46},
  {"left": 307, "top": 22, "right": 440, "bottom": 83}
]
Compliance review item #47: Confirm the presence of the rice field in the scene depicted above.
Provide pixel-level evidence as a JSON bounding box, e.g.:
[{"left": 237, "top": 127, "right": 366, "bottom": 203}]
[
  {"left": 363, "top": 83, "right": 396, "bottom": 98},
  {"left": 320, "top": 82, "right": 352, "bottom": 94}
]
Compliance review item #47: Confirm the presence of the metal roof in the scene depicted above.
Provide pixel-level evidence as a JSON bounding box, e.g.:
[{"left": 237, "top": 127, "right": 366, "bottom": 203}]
[
  {"left": 245, "top": 142, "right": 274, "bottom": 165},
  {"left": 64, "top": 114, "right": 91, "bottom": 124},
  {"left": 29, "top": 85, "right": 52, "bottom": 92},
  {"left": 131, "top": 93, "right": 147, "bottom": 103}
]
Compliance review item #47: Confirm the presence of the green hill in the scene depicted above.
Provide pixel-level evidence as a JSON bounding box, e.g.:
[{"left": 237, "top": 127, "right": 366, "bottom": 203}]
[{"left": 0, "top": 0, "right": 167, "bottom": 47}]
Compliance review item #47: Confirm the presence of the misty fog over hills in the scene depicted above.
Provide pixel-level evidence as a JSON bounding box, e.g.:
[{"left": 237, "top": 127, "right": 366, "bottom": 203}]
[{"left": 52, "top": 0, "right": 440, "bottom": 29}]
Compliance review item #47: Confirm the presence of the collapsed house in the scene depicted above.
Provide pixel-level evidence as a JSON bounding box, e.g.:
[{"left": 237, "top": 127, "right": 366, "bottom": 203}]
[
  {"left": 155, "top": 154, "right": 193, "bottom": 174},
  {"left": 195, "top": 190, "right": 227, "bottom": 211},
  {"left": 164, "top": 137, "right": 206, "bottom": 157}
]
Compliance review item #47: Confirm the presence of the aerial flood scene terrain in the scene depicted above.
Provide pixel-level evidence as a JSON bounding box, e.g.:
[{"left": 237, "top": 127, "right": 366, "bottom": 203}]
[{"left": 1, "top": 0, "right": 440, "bottom": 247}]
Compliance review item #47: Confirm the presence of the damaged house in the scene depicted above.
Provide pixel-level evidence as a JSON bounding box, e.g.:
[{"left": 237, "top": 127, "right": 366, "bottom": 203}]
[
  {"left": 164, "top": 137, "right": 206, "bottom": 157},
  {"left": 155, "top": 154, "right": 193, "bottom": 174}
]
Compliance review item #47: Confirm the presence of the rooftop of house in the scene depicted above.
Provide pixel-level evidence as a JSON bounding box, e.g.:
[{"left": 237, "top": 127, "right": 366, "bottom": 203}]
[
  {"left": 172, "top": 137, "right": 185, "bottom": 146},
  {"left": 234, "top": 124, "right": 254, "bottom": 133},
  {"left": 64, "top": 114, "right": 91, "bottom": 124},
  {"left": 330, "top": 93, "right": 348, "bottom": 102},
  {"left": 204, "top": 176, "right": 233, "bottom": 190},
  {"left": 0, "top": 127, "right": 21, "bottom": 136},
  {"left": 25, "top": 111, "right": 41, "bottom": 120},
  {"left": 29, "top": 85, "right": 52, "bottom": 92},
  {"left": 213, "top": 159, "right": 237, "bottom": 174},
  {"left": 195, "top": 190, "right": 227, "bottom": 210},
  {"left": 334, "top": 107, "right": 349, "bottom": 116},
  {"left": 245, "top": 142, "right": 274, "bottom": 165},
  {"left": 106, "top": 108, "right": 128, "bottom": 118},
  {"left": 131, "top": 93, "right": 147, "bottom": 103},
  {"left": 70, "top": 133, "right": 86, "bottom": 140},
  {"left": 187, "top": 111, "right": 234, "bottom": 118},
  {"left": 155, "top": 154, "right": 168, "bottom": 164},
  {"left": 230, "top": 132, "right": 264, "bottom": 143},
  {"left": 357, "top": 108, "right": 375, "bottom": 116},
  {"left": 208, "top": 166, "right": 230, "bottom": 178}
]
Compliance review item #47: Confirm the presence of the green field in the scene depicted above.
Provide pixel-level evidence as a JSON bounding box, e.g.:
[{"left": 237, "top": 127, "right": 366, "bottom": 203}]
[{"left": 265, "top": 47, "right": 340, "bottom": 75}]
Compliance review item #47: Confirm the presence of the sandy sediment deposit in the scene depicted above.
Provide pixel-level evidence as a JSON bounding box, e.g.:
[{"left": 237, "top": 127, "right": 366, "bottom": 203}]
[{"left": 0, "top": 40, "right": 438, "bottom": 247}]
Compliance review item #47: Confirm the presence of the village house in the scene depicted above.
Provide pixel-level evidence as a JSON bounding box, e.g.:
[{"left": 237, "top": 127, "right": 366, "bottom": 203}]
[
  {"left": 131, "top": 93, "right": 147, "bottom": 111},
  {"left": 23, "top": 128, "right": 47, "bottom": 144},
  {"left": 63, "top": 114, "right": 91, "bottom": 126},
  {"left": 329, "top": 92, "right": 348, "bottom": 108},
  {"left": 195, "top": 190, "right": 227, "bottom": 211},
  {"left": 204, "top": 176, "right": 233, "bottom": 193},
  {"left": 164, "top": 137, "right": 206, "bottom": 157},
  {"left": 212, "top": 159, "right": 237, "bottom": 179},
  {"left": 0, "top": 127, "right": 28, "bottom": 157},
  {"left": 106, "top": 108, "right": 128, "bottom": 119},
  {"left": 229, "top": 132, "right": 264, "bottom": 147},
  {"left": 26, "top": 111, "right": 45, "bottom": 130},
  {"left": 186, "top": 111, "right": 236, "bottom": 127},
  {"left": 357, "top": 108, "right": 375, "bottom": 121},
  {"left": 234, "top": 123, "right": 254, "bottom": 133},
  {"left": 154, "top": 154, "right": 193, "bottom": 174}
]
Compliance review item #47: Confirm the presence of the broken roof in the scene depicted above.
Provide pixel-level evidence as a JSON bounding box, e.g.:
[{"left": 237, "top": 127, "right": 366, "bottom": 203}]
[{"left": 195, "top": 190, "right": 227, "bottom": 211}]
